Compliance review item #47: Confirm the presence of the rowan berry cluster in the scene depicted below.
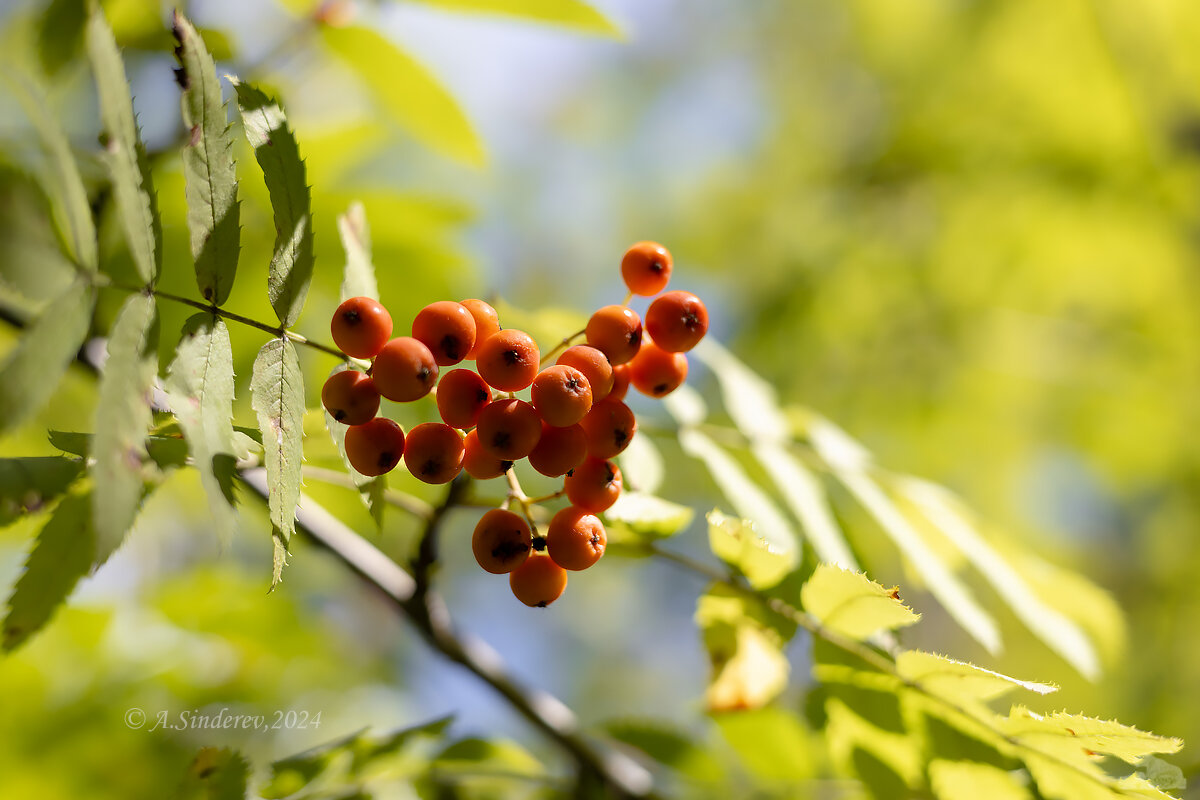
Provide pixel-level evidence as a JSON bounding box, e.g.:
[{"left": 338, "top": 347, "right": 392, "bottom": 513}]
[{"left": 322, "top": 241, "right": 708, "bottom": 607}]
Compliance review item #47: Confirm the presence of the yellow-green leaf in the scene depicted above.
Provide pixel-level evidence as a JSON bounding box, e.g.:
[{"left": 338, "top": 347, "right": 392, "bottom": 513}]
[
  {"left": 605, "top": 491, "right": 693, "bottom": 542},
  {"left": 896, "top": 651, "right": 1056, "bottom": 705},
  {"left": 707, "top": 510, "right": 792, "bottom": 589},
  {"left": 801, "top": 564, "right": 920, "bottom": 640},
  {"left": 1001, "top": 707, "right": 1183, "bottom": 763},
  {"left": 337, "top": 201, "right": 377, "bottom": 302},
  {"left": 696, "top": 586, "right": 789, "bottom": 711},
  {"left": 929, "top": 759, "right": 1033, "bottom": 800},
  {"left": 409, "top": 0, "right": 620, "bottom": 36}
]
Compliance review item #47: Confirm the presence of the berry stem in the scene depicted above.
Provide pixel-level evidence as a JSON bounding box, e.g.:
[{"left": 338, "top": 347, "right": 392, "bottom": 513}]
[
  {"left": 538, "top": 327, "right": 586, "bottom": 367},
  {"left": 504, "top": 467, "right": 541, "bottom": 534},
  {"left": 622, "top": 290, "right": 634, "bottom": 306},
  {"left": 527, "top": 489, "right": 565, "bottom": 505}
]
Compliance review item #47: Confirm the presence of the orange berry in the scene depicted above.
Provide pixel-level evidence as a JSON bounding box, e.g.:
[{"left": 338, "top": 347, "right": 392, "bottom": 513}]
[
  {"left": 436, "top": 368, "right": 492, "bottom": 429},
  {"left": 472, "top": 508, "right": 532, "bottom": 574},
  {"left": 402, "top": 422, "right": 465, "bottom": 484},
  {"left": 475, "top": 329, "right": 540, "bottom": 392},
  {"left": 530, "top": 364, "right": 592, "bottom": 427},
  {"left": 645, "top": 290, "right": 708, "bottom": 352},
  {"left": 629, "top": 339, "right": 688, "bottom": 397},
  {"left": 620, "top": 241, "right": 673, "bottom": 296},
  {"left": 556, "top": 345, "right": 613, "bottom": 402},
  {"left": 564, "top": 457, "right": 622, "bottom": 513},
  {"left": 509, "top": 552, "right": 568, "bottom": 607},
  {"left": 585, "top": 305, "right": 642, "bottom": 365},
  {"left": 461, "top": 299, "right": 501, "bottom": 359},
  {"left": 321, "top": 369, "right": 380, "bottom": 426},
  {"left": 546, "top": 506, "right": 607, "bottom": 571},
  {"left": 331, "top": 296, "right": 393, "bottom": 359},
  {"left": 579, "top": 397, "right": 637, "bottom": 459},
  {"left": 610, "top": 363, "right": 631, "bottom": 401},
  {"left": 475, "top": 398, "right": 542, "bottom": 460},
  {"left": 462, "top": 429, "right": 512, "bottom": 480},
  {"left": 344, "top": 417, "right": 405, "bottom": 476},
  {"left": 372, "top": 337, "right": 439, "bottom": 402},
  {"left": 527, "top": 422, "right": 588, "bottom": 477},
  {"left": 412, "top": 300, "right": 477, "bottom": 366}
]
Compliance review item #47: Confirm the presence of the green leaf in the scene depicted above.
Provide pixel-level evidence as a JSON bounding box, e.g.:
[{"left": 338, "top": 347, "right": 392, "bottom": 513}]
[
  {"left": 824, "top": 696, "right": 924, "bottom": 795},
  {"left": 250, "top": 337, "right": 304, "bottom": 586},
  {"left": 165, "top": 314, "right": 239, "bottom": 545},
  {"left": 323, "top": 364, "right": 385, "bottom": 529},
  {"left": 172, "top": 12, "right": 241, "bottom": 307},
  {"left": 604, "top": 491, "right": 693, "bottom": 542},
  {"left": 0, "top": 457, "right": 85, "bottom": 527},
  {"left": 320, "top": 25, "right": 485, "bottom": 167},
  {"left": 409, "top": 0, "right": 620, "bottom": 35},
  {"left": 1132, "top": 755, "right": 1186, "bottom": 794},
  {"left": 87, "top": 6, "right": 161, "bottom": 285},
  {"left": 92, "top": 291, "right": 158, "bottom": 561},
  {"left": 602, "top": 719, "right": 723, "bottom": 783},
  {"left": 36, "top": 0, "right": 87, "bottom": 77},
  {"left": 3, "top": 487, "right": 94, "bottom": 651},
  {"left": 0, "top": 278, "right": 94, "bottom": 435},
  {"left": 186, "top": 747, "right": 249, "bottom": 800},
  {"left": 433, "top": 736, "right": 545, "bottom": 779},
  {"left": 696, "top": 585, "right": 791, "bottom": 711},
  {"left": 1000, "top": 707, "right": 1183, "bottom": 763},
  {"left": 3, "top": 69, "right": 98, "bottom": 272},
  {"left": 618, "top": 431, "right": 663, "bottom": 494},
  {"left": 801, "top": 564, "right": 920, "bottom": 640},
  {"left": 929, "top": 759, "right": 1033, "bottom": 800},
  {"left": 337, "top": 201, "right": 377, "bottom": 302},
  {"left": 713, "top": 707, "right": 815, "bottom": 783},
  {"left": 232, "top": 79, "right": 314, "bottom": 328},
  {"left": 895, "top": 651, "right": 1057, "bottom": 705},
  {"left": 707, "top": 510, "right": 791, "bottom": 589},
  {"left": 48, "top": 430, "right": 191, "bottom": 471}
]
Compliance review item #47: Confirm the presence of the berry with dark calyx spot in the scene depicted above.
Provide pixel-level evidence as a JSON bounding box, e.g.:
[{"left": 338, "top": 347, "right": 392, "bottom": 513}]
[
  {"left": 462, "top": 429, "right": 513, "bottom": 480},
  {"left": 585, "top": 305, "right": 643, "bottom": 365},
  {"left": 475, "top": 398, "right": 542, "bottom": 460},
  {"left": 620, "top": 241, "right": 673, "bottom": 296},
  {"left": 509, "top": 552, "right": 568, "bottom": 607},
  {"left": 564, "top": 457, "right": 622, "bottom": 513},
  {"left": 531, "top": 364, "right": 593, "bottom": 427},
  {"left": 321, "top": 369, "right": 380, "bottom": 426},
  {"left": 556, "top": 344, "right": 613, "bottom": 402},
  {"left": 460, "top": 299, "right": 501, "bottom": 359},
  {"left": 371, "top": 337, "right": 439, "bottom": 402},
  {"left": 579, "top": 397, "right": 637, "bottom": 459},
  {"left": 527, "top": 422, "right": 588, "bottom": 477},
  {"left": 344, "top": 417, "right": 405, "bottom": 476},
  {"left": 436, "top": 368, "right": 492, "bottom": 429},
  {"left": 331, "top": 296, "right": 393, "bottom": 359},
  {"left": 546, "top": 506, "right": 606, "bottom": 571},
  {"left": 402, "top": 423, "right": 465, "bottom": 484},
  {"left": 412, "top": 300, "right": 477, "bottom": 366},
  {"left": 472, "top": 508, "right": 532, "bottom": 574},
  {"left": 476, "top": 329, "right": 540, "bottom": 392},
  {"left": 645, "top": 290, "right": 708, "bottom": 353},
  {"left": 629, "top": 338, "right": 688, "bottom": 398}
]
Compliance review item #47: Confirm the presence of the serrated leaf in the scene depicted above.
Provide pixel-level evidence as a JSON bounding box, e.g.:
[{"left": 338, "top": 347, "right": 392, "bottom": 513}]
[
  {"left": 232, "top": 79, "right": 313, "bottom": 328},
  {"left": 187, "top": 747, "right": 249, "bottom": 800},
  {"left": 3, "top": 488, "right": 94, "bottom": 651},
  {"left": 165, "top": 314, "right": 239, "bottom": 544},
  {"left": 87, "top": 6, "right": 161, "bottom": 285},
  {"left": 48, "top": 430, "right": 191, "bottom": 471},
  {"left": 604, "top": 491, "right": 692, "bottom": 541},
  {"left": 1001, "top": 707, "right": 1183, "bottom": 763},
  {"left": 896, "top": 651, "right": 1056, "bottom": 705},
  {"left": 707, "top": 510, "right": 791, "bottom": 589},
  {"left": 323, "top": 365, "right": 385, "bottom": 529},
  {"left": 0, "top": 457, "right": 84, "bottom": 527},
  {"left": 92, "top": 291, "right": 158, "bottom": 561},
  {"left": 251, "top": 337, "right": 304, "bottom": 586},
  {"left": 409, "top": 0, "right": 620, "bottom": 35},
  {"left": 172, "top": 12, "right": 241, "bottom": 306},
  {"left": 0, "top": 278, "right": 94, "bottom": 435},
  {"left": 824, "top": 696, "right": 924, "bottom": 792},
  {"left": 801, "top": 564, "right": 920, "bottom": 640},
  {"left": 897, "top": 476, "right": 1101, "bottom": 680},
  {"left": 713, "top": 707, "right": 815, "bottom": 783},
  {"left": 928, "top": 759, "right": 1033, "bottom": 800},
  {"left": 618, "top": 432, "right": 663, "bottom": 494},
  {"left": 320, "top": 25, "right": 484, "bottom": 167},
  {"left": 337, "top": 201, "right": 377, "bottom": 302},
  {"left": 696, "top": 586, "right": 790, "bottom": 711},
  {"left": 1132, "top": 755, "right": 1186, "bottom": 794},
  {"left": 4, "top": 69, "right": 97, "bottom": 271}
]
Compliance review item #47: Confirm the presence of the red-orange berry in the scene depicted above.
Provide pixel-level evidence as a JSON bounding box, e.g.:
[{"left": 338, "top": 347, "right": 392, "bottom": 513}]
[
  {"left": 402, "top": 422, "right": 465, "bottom": 484},
  {"left": 436, "top": 368, "right": 492, "bottom": 429},
  {"left": 475, "top": 329, "right": 540, "bottom": 392},
  {"left": 556, "top": 345, "right": 613, "bottom": 402},
  {"left": 546, "top": 506, "right": 607, "bottom": 571},
  {"left": 331, "top": 296, "right": 393, "bottom": 359},
  {"left": 579, "top": 397, "right": 637, "bottom": 459},
  {"left": 509, "top": 552, "right": 568, "bottom": 607},
  {"left": 585, "top": 305, "right": 643, "bottom": 365},
  {"left": 475, "top": 398, "right": 542, "bottom": 460},
  {"left": 461, "top": 299, "right": 501, "bottom": 359},
  {"left": 527, "top": 422, "right": 588, "bottom": 477},
  {"left": 462, "top": 429, "right": 513, "bottom": 480},
  {"left": 620, "top": 241, "right": 673, "bottom": 296},
  {"left": 321, "top": 369, "right": 380, "bottom": 426},
  {"left": 472, "top": 508, "right": 532, "bottom": 574},
  {"left": 530, "top": 365, "right": 592, "bottom": 427},
  {"left": 372, "top": 337, "right": 439, "bottom": 402},
  {"left": 629, "top": 339, "right": 688, "bottom": 397},
  {"left": 645, "top": 290, "right": 708, "bottom": 353},
  {"left": 344, "top": 417, "right": 405, "bottom": 476},
  {"left": 610, "top": 363, "right": 631, "bottom": 401},
  {"left": 412, "top": 300, "right": 477, "bottom": 366},
  {"left": 564, "top": 457, "right": 622, "bottom": 513}
]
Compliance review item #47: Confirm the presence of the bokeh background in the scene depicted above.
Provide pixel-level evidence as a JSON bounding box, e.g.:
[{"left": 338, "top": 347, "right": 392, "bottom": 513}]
[{"left": 2, "top": 0, "right": 1200, "bottom": 796}]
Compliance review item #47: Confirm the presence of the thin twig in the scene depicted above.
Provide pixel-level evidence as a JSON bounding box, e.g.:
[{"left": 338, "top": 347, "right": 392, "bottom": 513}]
[
  {"left": 301, "top": 465, "right": 434, "bottom": 520},
  {"left": 409, "top": 475, "right": 469, "bottom": 603},
  {"left": 538, "top": 327, "right": 586, "bottom": 367}
]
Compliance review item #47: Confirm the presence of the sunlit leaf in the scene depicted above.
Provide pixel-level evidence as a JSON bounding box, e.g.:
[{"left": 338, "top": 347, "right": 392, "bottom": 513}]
[
  {"left": 707, "top": 510, "right": 791, "bottom": 589},
  {"left": 929, "top": 759, "right": 1033, "bottom": 800},
  {"left": 409, "top": 0, "right": 621, "bottom": 36},
  {"left": 618, "top": 431, "right": 663, "bottom": 494},
  {"left": 232, "top": 79, "right": 314, "bottom": 328},
  {"left": 824, "top": 696, "right": 924, "bottom": 793},
  {"left": 337, "top": 201, "right": 377, "bottom": 302},
  {"left": 604, "top": 491, "right": 693, "bottom": 542},
  {"left": 895, "top": 651, "right": 1057, "bottom": 705},
  {"left": 172, "top": 12, "right": 241, "bottom": 306},
  {"left": 87, "top": 6, "right": 161, "bottom": 285},
  {"left": 92, "top": 292, "right": 158, "bottom": 561},
  {"left": 1000, "top": 707, "right": 1183, "bottom": 763},
  {"left": 433, "top": 736, "right": 545, "bottom": 778},
  {"left": 0, "top": 457, "right": 84, "bottom": 527},
  {"left": 696, "top": 586, "right": 790, "bottom": 711},
  {"left": 187, "top": 747, "right": 248, "bottom": 800},
  {"left": 800, "top": 564, "right": 920, "bottom": 640},
  {"left": 320, "top": 25, "right": 485, "bottom": 166},
  {"left": 250, "top": 337, "right": 304, "bottom": 586},
  {"left": 713, "top": 707, "right": 815, "bottom": 783}
]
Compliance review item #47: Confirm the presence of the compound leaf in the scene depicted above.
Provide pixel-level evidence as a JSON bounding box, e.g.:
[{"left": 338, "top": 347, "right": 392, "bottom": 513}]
[
  {"left": 801, "top": 564, "right": 920, "bottom": 641},
  {"left": 0, "top": 457, "right": 85, "bottom": 527}
]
